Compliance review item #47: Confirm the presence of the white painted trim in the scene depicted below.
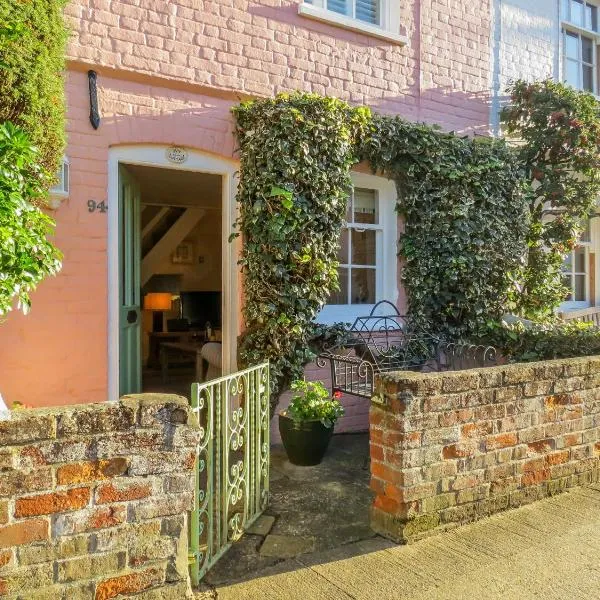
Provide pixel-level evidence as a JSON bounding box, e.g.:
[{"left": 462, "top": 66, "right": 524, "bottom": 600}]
[
  {"left": 298, "top": 3, "right": 407, "bottom": 45},
  {"left": 316, "top": 172, "right": 398, "bottom": 325},
  {"left": 107, "top": 146, "right": 239, "bottom": 401}
]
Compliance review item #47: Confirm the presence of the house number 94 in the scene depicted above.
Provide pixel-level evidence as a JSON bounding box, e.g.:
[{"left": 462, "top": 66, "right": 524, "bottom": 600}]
[{"left": 88, "top": 200, "right": 108, "bottom": 213}]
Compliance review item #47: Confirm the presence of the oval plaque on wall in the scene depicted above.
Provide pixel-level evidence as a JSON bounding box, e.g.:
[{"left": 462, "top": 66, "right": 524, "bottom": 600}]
[{"left": 166, "top": 146, "right": 188, "bottom": 164}]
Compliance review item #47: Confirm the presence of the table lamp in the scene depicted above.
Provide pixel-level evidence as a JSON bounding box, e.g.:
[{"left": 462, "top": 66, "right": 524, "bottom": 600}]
[{"left": 144, "top": 293, "right": 172, "bottom": 332}]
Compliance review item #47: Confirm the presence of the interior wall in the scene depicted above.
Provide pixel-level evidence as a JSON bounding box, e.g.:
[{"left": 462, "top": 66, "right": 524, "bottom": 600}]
[{"left": 133, "top": 164, "right": 223, "bottom": 363}]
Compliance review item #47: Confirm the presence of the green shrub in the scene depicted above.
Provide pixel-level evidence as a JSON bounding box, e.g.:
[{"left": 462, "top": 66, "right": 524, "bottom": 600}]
[
  {"left": 285, "top": 380, "right": 344, "bottom": 428},
  {"left": 0, "top": 0, "right": 68, "bottom": 175},
  {"left": 501, "top": 80, "right": 600, "bottom": 319},
  {"left": 0, "top": 123, "right": 62, "bottom": 316},
  {"left": 232, "top": 93, "right": 370, "bottom": 416},
  {"left": 363, "top": 116, "right": 528, "bottom": 339},
  {"left": 479, "top": 319, "right": 600, "bottom": 363}
]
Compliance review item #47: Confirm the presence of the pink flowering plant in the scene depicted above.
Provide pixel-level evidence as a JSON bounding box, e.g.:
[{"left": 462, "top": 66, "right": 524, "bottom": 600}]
[{"left": 286, "top": 380, "right": 344, "bottom": 428}]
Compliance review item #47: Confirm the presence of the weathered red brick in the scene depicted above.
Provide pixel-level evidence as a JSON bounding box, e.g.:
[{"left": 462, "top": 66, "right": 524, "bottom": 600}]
[
  {"left": 527, "top": 439, "right": 555, "bottom": 454},
  {"left": 0, "top": 519, "right": 48, "bottom": 548},
  {"left": 562, "top": 433, "right": 583, "bottom": 448},
  {"left": 486, "top": 433, "right": 517, "bottom": 451},
  {"left": 95, "top": 567, "right": 164, "bottom": 600},
  {"left": 371, "top": 462, "right": 404, "bottom": 486},
  {"left": 442, "top": 443, "right": 475, "bottom": 459},
  {"left": 96, "top": 481, "right": 151, "bottom": 504},
  {"left": 56, "top": 458, "right": 128, "bottom": 485},
  {"left": 545, "top": 451, "right": 570, "bottom": 466},
  {"left": 14, "top": 487, "right": 90, "bottom": 518},
  {"left": 544, "top": 394, "right": 575, "bottom": 408},
  {"left": 373, "top": 494, "right": 400, "bottom": 514},
  {"left": 521, "top": 469, "right": 550, "bottom": 486},
  {"left": 369, "top": 444, "right": 384, "bottom": 462},
  {"left": 89, "top": 506, "right": 127, "bottom": 531}
]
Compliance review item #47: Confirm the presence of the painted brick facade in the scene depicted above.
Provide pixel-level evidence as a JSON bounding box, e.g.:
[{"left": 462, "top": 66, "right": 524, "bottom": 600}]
[
  {"left": 0, "top": 0, "right": 495, "bottom": 421},
  {"left": 0, "top": 395, "right": 199, "bottom": 598},
  {"left": 369, "top": 356, "right": 600, "bottom": 542},
  {"left": 491, "top": 0, "right": 559, "bottom": 130}
]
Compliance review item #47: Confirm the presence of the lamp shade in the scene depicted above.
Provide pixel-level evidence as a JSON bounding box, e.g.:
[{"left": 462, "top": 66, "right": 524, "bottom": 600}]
[{"left": 143, "top": 293, "right": 172, "bottom": 311}]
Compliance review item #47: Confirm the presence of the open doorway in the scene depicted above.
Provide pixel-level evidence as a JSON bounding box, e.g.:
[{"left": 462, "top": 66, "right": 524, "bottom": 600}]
[{"left": 118, "top": 163, "right": 224, "bottom": 398}]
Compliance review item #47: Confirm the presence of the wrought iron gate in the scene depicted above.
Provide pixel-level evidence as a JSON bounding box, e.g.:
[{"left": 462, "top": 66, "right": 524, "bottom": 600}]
[{"left": 188, "top": 362, "right": 270, "bottom": 586}]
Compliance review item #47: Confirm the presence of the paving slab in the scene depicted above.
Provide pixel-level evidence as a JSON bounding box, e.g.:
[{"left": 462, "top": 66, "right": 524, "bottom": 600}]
[
  {"left": 260, "top": 534, "right": 316, "bottom": 558},
  {"left": 215, "top": 485, "right": 600, "bottom": 600},
  {"left": 245, "top": 514, "right": 276, "bottom": 536}
]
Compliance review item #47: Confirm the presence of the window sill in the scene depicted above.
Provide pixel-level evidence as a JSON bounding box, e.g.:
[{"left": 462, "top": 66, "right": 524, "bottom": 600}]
[{"left": 298, "top": 4, "right": 407, "bottom": 45}]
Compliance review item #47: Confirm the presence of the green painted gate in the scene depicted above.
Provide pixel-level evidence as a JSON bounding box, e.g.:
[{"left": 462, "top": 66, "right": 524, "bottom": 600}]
[{"left": 188, "top": 362, "right": 270, "bottom": 585}]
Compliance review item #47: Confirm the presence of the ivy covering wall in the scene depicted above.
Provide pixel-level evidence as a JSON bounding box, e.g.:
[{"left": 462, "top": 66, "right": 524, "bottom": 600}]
[
  {"left": 362, "top": 116, "right": 528, "bottom": 338},
  {"left": 232, "top": 83, "right": 600, "bottom": 412},
  {"left": 232, "top": 94, "right": 370, "bottom": 409}
]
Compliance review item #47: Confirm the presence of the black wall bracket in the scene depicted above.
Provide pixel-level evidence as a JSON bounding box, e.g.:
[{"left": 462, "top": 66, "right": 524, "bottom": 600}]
[{"left": 88, "top": 70, "right": 101, "bottom": 130}]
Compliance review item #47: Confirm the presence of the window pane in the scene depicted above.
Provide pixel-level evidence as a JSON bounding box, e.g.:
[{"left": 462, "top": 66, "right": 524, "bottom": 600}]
[
  {"left": 337, "top": 229, "right": 349, "bottom": 263},
  {"left": 351, "top": 229, "right": 377, "bottom": 266},
  {"left": 353, "top": 188, "right": 379, "bottom": 224},
  {"left": 589, "top": 5, "right": 598, "bottom": 31},
  {"left": 574, "top": 274, "right": 586, "bottom": 300},
  {"left": 582, "top": 36, "right": 594, "bottom": 63},
  {"left": 565, "top": 59, "right": 580, "bottom": 87},
  {"left": 565, "top": 32, "right": 579, "bottom": 59},
  {"left": 562, "top": 0, "right": 570, "bottom": 19},
  {"left": 572, "top": 0, "right": 585, "bottom": 26},
  {"left": 575, "top": 246, "right": 587, "bottom": 272},
  {"left": 583, "top": 64, "right": 594, "bottom": 90},
  {"left": 327, "top": 0, "right": 350, "bottom": 16},
  {"left": 329, "top": 268, "right": 349, "bottom": 304},
  {"left": 562, "top": 251, "right": 573, "bottom": 271},
  {"left": 351, "top": 268, "right": 376, "bottom": 304},
  {"left": 355, "top": 0, "right": 379, "bottom": 25}
]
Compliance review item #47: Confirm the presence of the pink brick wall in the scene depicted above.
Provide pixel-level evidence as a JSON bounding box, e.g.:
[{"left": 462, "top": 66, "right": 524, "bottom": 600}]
[
  {"left": 0, "top": 0, "right": 493, "bottom": 409},
  {"left": 65, "top": 0, "right": 493, "bottom": 133}
]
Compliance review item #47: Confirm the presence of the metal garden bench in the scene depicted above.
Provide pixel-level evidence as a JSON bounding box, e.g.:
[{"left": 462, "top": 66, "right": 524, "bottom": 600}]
[{"left": 317, "top": 301, "right": 497, "bottom": 399}]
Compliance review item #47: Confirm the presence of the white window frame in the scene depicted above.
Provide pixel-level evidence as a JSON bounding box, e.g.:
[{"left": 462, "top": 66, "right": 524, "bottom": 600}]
[
  {"left": 562, "top": 27, "right": 598, "bottom": 93},
  {"left": 298, "top": 0, "right": 406, "bottom": 45},
  {"left": 561, "top": 0, "right": 600, "bottom": 95},
  {"left": 316, "top": 173, "right": 397, "bottom": 325},
  {"left": 562, "top": 0, "right": 599, "bottom": 32},
  {"left": 560, "top": 240, "right": 591, "bottom": 310}
]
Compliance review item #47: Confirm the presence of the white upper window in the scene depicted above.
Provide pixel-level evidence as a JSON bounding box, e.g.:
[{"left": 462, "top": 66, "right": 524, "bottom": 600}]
[
  {"left": 563, "top": 29, "right": 597, "bottom": 92},
  {"left": 305, "top": 0, "right": 381, "bottom": 27},
  {"left": 561, "top": 222, "right": 591, "bottom": 307},
  {"left": 562, "top": 0, "right": 599, "bottom": 31},
  {"left": 316, "top": 174, "right": 397, "bottom": 325},
  {"left": 298, "top": 0, "right": 405, "bottom": 44},
  {"left": 562, "top": 0, "right": 600, "bottom": 94}
]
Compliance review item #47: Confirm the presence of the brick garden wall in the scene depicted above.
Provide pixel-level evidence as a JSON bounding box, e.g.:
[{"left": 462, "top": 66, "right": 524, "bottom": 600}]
[
  {"left": 370, "top": 357, "right": 600, "bottom": 543},
  {"left": 0, "top": 395, "right": 199, "bottom": 599}
]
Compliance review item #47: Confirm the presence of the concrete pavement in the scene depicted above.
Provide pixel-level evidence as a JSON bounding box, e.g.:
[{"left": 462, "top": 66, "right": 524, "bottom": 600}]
[{"left": 212, "top": 484, "right": 600, "bottom": 599}]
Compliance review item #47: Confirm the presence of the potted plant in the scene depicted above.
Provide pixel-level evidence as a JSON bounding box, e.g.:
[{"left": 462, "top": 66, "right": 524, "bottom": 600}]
[{"left": 279, "top": 380, "right": 344, "bottom": 466}]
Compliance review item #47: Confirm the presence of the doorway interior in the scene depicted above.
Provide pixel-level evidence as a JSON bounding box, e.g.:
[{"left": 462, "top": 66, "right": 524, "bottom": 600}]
[{"left": 118, "top": 162, "right": 224, "bottom": 398}]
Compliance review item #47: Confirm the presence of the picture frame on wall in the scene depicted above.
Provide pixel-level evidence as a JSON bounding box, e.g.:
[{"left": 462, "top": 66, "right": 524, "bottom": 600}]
[{"left": 172, "top": 242, "right": 194, "bottom": 264}]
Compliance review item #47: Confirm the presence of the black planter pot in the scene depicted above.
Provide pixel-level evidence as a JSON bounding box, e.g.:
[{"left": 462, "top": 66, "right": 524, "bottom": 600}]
[{"left": 278, "top": 413, "right": 334, "bottom": 466}]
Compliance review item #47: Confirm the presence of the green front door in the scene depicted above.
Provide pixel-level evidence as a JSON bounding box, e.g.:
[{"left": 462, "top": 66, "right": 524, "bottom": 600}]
[{"left": 119, "top": 166, "right": 142, "bottom": 396}]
